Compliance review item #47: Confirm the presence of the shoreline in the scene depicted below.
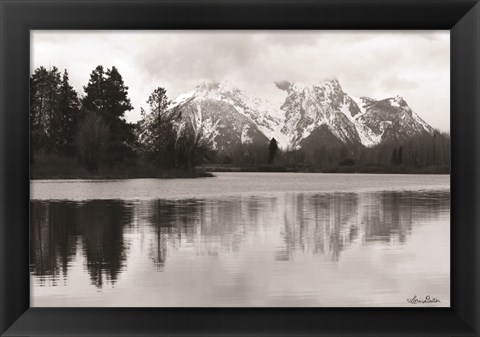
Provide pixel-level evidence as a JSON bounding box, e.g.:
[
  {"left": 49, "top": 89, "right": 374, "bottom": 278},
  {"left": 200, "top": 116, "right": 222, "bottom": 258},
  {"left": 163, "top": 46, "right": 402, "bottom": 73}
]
[
  {"left": 30, "top": 170, "right": 214, "bottom": 180},
  {"left": 30, "top": 168, "right": 450, "bottom": 180},
  {"left": 197, "top": 164, "right": 451, "bottom": 175}
]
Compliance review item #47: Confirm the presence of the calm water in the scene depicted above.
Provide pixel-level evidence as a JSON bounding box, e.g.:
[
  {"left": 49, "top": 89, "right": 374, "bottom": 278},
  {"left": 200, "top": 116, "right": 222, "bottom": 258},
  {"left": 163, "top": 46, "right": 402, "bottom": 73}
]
[{"left": 30, "top": 173, "right": 450, "bottom": 307}]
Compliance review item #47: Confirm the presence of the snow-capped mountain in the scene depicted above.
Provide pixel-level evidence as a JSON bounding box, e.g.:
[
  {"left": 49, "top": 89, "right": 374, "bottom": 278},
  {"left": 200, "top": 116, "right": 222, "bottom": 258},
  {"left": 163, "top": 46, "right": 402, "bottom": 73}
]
[
  {"left": 276, "top": 79, "right": 433, "bottom": 149},
  {"left": 169, "top": 79, "right": 434, "bottom": 153},
  {"left": 276, "top": 79, "right": 363, "bottom": 149},
  {"left": 169, "top": 81, "right": 270, "bottom": 151},
  {"left": 352, "top": 95, "right": 433, "bottom": 145}
]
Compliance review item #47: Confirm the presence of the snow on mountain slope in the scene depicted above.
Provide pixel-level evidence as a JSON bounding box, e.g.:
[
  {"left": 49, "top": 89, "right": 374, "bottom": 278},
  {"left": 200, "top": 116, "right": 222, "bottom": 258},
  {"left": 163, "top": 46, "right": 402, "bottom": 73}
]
[
  {"left": 353, "top": 95, "right": 433, "bottom": 145},
  {"left": 169, "top": 79, "right": 435, "bottom": 152},
  {"left": 169, "top": 81, "right": 270, "bottom": 151},
  {"left": 277, "top": 80, "right": 434, "bottom": 149},
  {"left": 277, "top": 79, "right": 363, "bottom": 149}
]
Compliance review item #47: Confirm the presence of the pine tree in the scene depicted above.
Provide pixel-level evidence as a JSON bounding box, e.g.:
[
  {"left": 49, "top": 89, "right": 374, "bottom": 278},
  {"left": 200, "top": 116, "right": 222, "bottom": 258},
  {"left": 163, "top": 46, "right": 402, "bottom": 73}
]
[
  {"left": 391, "top": 148, "right": 398, "bottom": 165},
  {"left": 82, "top": 66, "right": 135, "bottom": 165},
  {"left": 103, "top": 67, "right": 134, "bottom": 141},
  {"left": 30, "top": 66, "right": 49, "bottom": 153},
  {"left": 137, "top": 87, "right": 212, "bottom": 170},
  {"left": 30, "top": 66, "right": 62, "bottom": 153},
  {"left": 137, "top": 87, "right": 180, "bottom": 166},
  {"left": 268, "top": 138, "right": 279, "bottom": 164},
  {"left": 57, "top": 70, "right": 80, "bottom": 155},
  {"left": 82, "top": 65, "right": 107, "bottom": 113},
  {"left": 397, "top": 146, "right": 403, "bottom": 165}
]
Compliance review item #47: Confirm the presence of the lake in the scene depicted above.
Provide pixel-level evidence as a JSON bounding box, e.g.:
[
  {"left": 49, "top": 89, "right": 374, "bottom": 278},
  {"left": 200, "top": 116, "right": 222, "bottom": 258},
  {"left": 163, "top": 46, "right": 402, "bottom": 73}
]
[{"left": 30, "top": 173, "right": 450, "bottom": 307}]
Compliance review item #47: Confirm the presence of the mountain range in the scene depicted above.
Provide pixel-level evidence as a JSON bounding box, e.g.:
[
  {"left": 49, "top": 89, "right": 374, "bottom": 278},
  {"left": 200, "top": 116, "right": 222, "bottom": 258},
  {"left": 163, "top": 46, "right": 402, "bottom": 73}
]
[{"left": 168, "top": 79, "right": 434, "bottom": 153}]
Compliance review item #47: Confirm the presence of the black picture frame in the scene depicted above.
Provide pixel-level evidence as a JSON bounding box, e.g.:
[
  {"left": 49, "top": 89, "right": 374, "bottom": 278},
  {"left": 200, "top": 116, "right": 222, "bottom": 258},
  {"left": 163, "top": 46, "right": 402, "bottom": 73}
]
[{"left": 1, "top": 0, "right": 479, "bottom": 336}]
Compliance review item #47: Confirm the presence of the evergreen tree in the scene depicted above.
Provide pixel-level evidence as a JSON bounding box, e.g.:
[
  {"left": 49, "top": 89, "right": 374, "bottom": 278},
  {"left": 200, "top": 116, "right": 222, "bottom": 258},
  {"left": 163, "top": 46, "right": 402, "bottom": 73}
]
[
  {"left": 57, "top": 70, "right": 80, "bottom": 155},
  {"left": 82, "top": 65, "right": 107, "bottom": 113},
  {"left": 30, "top": 66, "right": 50, "bottom": 153},
  {"left": 103, "top": 66, "right": 134, "bottom": 141},
  {"left": 82, "top": 66, "right": 135, "bottom": 165},
  {"left": 137, "top": 87, "right": 213, "bottom": 170},
  {"left": 30, "top": 66, "right": 62, "bottom": 153},
  {"left": 391, "top": 148, "right": 398, "bottom": 165},
  {"left": 397, "top": 146, "right": 403, "bottom": 165},
  {"left": 268, "top": 138, "right": 279, "bottom": 164},
  {"left": 137, "top": 87, "right": 180, "bottom": 166}
]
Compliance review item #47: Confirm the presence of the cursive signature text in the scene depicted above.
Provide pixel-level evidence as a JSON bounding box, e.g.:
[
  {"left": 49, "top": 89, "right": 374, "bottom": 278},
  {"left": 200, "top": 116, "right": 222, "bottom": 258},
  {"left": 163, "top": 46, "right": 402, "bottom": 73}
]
[{"left": 407, "top": 295, "right": 441, "bottom": 304}]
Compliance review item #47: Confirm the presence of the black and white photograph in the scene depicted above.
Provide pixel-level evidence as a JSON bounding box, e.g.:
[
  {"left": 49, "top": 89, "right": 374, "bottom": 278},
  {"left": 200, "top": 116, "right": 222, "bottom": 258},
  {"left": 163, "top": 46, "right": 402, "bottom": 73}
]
[{"left": 29, "top": 30, "right": 450, "bottom": 307}]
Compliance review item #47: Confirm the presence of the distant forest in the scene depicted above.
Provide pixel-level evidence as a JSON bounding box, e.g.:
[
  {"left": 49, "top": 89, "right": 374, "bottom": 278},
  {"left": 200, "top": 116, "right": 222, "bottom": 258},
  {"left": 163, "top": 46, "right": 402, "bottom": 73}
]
[{"left": 30, "top": 65, "right": 450, "bottom": 179}]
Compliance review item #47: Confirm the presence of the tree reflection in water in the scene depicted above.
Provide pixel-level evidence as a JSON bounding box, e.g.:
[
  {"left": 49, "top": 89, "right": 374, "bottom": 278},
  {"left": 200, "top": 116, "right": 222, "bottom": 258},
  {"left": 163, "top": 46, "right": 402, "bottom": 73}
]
[
  {"left": 30, "top": 189, "right": 450, "bottom": 288},
  {"left": 30, "top": 200, "right": 133, "bottom": 287}
]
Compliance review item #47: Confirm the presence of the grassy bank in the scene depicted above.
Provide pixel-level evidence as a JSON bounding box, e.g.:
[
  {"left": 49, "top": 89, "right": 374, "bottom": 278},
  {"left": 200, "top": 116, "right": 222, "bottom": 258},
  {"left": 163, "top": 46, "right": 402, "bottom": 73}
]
[
  {"left": 198, "top": 164, "right": 450, "bottom": 174},
  {"left": 31, "top": 154, "right": 214, "bottom": 180},
  {"left": 31, "top": 154, "right": 450, "bottom": 179}
]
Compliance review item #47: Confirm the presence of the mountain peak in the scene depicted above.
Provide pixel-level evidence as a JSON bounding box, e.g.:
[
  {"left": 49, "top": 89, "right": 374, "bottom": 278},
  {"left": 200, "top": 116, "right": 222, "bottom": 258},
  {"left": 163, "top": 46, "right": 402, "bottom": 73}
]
[
  {"left": 315, "top": 78, "right": 343, "bottom": 94},
  {"left": 383, "top": 95, "right": 412, "bottom": 116},
  {"left": 195, "top": 80, "right": 220, "bottom": 93},
  {"left": 275, "top": 78, "right": 342, "bottom": 95},
  {"left": 194, "top": 80, "right": 245, "bottom": 96},
  {"left": 390, "top": 95, "right": 407, "bottom": 107},
  {"left": 319, "top": 77, "right": 340, "bottom": 86},
  {"left": 170, "top": 79, "right": 434, "bottom": 150}
]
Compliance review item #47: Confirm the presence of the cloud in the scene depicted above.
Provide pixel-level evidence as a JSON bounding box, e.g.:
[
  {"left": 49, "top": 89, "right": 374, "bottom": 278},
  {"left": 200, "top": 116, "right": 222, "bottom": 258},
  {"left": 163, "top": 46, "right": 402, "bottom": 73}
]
[
  {"left": 379, "top": 75, "right": 418, "bottom": 92},
  {"left": 31, "top": 30, "right": 450, "bottom": 132},
  {"left": 274, "top": 80, "right": 292, "bottom": 91}
]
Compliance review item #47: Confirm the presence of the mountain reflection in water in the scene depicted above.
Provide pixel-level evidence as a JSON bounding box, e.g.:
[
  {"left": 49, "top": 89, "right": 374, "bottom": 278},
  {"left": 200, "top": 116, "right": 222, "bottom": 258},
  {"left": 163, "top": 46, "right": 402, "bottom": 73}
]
[{"left": 30, "top": 189, "right": 450, "bottom": 307}]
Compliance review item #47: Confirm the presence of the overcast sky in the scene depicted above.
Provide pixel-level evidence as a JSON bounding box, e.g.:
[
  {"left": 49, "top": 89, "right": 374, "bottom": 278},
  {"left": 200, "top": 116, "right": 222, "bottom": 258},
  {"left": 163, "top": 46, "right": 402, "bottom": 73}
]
[{"left": 31, "top": 30, "right": 450, "bottom": 131}]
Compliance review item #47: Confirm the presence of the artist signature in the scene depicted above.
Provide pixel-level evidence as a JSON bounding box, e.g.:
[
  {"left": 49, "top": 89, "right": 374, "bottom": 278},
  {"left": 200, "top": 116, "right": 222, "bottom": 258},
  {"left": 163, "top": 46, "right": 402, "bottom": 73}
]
[{"left": 407, "top": 295, "right": 441, "bottom": 304}]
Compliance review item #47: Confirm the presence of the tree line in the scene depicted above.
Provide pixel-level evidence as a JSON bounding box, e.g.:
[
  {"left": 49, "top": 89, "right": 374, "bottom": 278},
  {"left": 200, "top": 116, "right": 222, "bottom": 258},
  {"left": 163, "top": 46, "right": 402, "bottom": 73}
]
[
  {"left": 30, "top": 65, "right": 211, "bottom": 176},
  {"left": 216, "top": 131, "right": 450, "bottom": 173},
  {"left": 287, "top": 131, "right": 450, "bottom": 172},
  {"left": 30, "top": 65, "right": 450, "bottom": 177}
]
